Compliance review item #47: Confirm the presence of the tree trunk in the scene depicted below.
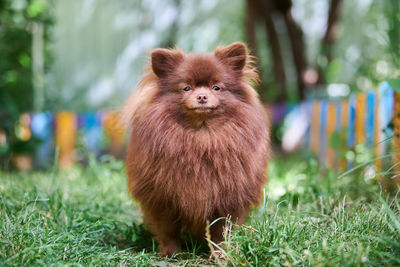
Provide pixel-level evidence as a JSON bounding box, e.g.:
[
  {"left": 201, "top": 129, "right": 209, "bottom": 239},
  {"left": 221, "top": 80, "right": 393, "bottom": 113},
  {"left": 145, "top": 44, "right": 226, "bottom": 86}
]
[
  {"left": 283, "top": 10, "right": 307, "bottom": 100},
  {"left": 246, "top": 0, "right": 270, "bottom": 101},
  {"left": 246, "top": 0, "right": 257, "bottom": 56},
  {"left": 322, "top": 0, "right": 343, "bottom": 62},
  {"left": 252, "top": 0, "right": 287, "bottom": 101},
  {"left": 316, "top": 0, "right": 343, "bottom": 84}
]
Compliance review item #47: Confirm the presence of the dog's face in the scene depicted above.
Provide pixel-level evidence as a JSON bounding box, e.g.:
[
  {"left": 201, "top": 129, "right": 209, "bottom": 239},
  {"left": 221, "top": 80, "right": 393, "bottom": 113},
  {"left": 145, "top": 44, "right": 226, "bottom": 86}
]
[{"left": 151, "top": 43, "right": 249, "bottom": 122}]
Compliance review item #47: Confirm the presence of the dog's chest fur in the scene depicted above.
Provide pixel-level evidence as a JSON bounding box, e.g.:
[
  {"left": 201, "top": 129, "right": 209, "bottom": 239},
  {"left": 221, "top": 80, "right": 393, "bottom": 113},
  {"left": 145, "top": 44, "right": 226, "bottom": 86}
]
[{"left": 127, "top": 105, "right": 268, "bottom": 227}]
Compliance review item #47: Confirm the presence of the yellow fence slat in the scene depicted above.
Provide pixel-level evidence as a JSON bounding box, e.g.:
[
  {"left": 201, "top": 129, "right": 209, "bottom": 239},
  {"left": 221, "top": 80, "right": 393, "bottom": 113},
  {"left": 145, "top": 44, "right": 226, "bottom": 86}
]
[
  {"left": 326, "top": 102, "right": 336, "bottom": 168},
  {"left": 355, "top": 93, "right": 366, "bottom": 145},
  {"left": 55, "top": 112, "right": 77, "bottom": 168},
  {"left": 103, "top": 111, "right": 127, "bottom": 158},
  {"left": 310, "top": 100, "right": 320, "bottom": 155}
]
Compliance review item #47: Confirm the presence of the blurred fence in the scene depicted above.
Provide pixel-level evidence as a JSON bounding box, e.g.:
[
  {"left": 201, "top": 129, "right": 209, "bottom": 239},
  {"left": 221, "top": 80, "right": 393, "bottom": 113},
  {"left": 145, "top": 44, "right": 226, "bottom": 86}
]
[
  {"left": 6, "top": 110, "right": 126, "bottom": 169},
  {"left": 2, "top": 81, "right": 398, "bottom": 175},
  {"left": 282, "top": 81, "right": 398, "bottom": 178}
]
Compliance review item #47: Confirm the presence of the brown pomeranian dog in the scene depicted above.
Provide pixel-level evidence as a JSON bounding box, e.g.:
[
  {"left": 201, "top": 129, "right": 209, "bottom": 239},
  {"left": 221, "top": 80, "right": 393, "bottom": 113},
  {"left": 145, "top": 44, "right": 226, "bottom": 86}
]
[{"left": 123, "top": 42, "right": 270, "bottom": 257}]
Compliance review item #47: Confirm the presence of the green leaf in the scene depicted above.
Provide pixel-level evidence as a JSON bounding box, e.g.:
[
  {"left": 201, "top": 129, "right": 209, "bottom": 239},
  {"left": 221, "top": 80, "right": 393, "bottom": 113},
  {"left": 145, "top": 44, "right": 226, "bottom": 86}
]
[
  {"left": 329, "top": 131, "right": 343, "bottom": 149},
  {"left": 27, "top": 0, "right": 47, "bottom": 18},
  {"left": 4, "top": 71, "right": 17, "bottom": 84},
  {"left": 326, "top": 59, "right": 343, "bottom": 83},
  {"left": 387, "top": 78, "right": 400, "bottom": 93},
  {"left": 18, "top": 53, "right": 31, "bottom": 68}
]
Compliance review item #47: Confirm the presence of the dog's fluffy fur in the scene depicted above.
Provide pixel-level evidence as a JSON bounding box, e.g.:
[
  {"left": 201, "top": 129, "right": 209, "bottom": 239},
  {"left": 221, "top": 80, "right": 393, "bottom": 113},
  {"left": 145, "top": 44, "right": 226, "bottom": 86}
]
[{"left": 123, "top": 42, "right": 270, "bottom": 256}]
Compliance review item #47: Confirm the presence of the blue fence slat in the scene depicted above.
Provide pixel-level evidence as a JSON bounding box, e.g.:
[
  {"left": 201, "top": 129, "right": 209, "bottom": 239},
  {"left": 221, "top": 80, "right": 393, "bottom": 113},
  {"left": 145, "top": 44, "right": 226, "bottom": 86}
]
[
  {"left": 319, "top": 100, "right": 328, "bottom": 165},
  {"left": 379, "top": 82, "right": 394, "bottom": 136},
  {"left": 304, "top": 99, "right": 313, "bottom": 149},
  {"left": 80, "top": 112, "right": 103, "bottom": 155},
  {"left": 347, "top": 96, "right": 356, "bottom": 149},
  {"left": 366, "top": 91, "right": 376, "bottom": 146},
  {"left": 31, "top": 112, "right": 54, "bottom": 167}
]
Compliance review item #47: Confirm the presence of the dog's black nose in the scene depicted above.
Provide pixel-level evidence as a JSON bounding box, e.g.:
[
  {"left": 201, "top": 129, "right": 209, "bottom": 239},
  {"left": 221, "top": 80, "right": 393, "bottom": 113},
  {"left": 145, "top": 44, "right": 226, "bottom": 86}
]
[{"left": 197, "top": 94, "right": 208, "bottom": 104}]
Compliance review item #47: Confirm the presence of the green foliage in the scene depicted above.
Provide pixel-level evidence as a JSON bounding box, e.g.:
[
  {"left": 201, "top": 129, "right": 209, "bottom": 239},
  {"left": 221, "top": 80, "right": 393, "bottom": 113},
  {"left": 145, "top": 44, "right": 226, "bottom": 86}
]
[
  {"left": 387, "top": 78, "right": 400, "bottom": 93},
  {"left": 335, "top": 0, "right": 400, "bottom": 90},
  {"left": 1, "top": 155, "right": 399, "bottom": 266},
  {"left": 325, "top": 59, "right": 343, "bottom": 84},
  {"left": 0, "top": 0, "right": 54, "bottom": 163},
  {"left": 0, "top": 0, "right": 52, "bottom": 113}
]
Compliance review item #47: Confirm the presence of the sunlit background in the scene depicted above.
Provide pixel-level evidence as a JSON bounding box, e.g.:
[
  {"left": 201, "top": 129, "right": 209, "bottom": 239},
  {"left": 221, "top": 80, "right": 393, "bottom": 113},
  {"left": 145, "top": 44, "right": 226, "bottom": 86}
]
[
  {"left": 3, "top": 0, "right": 398, "bottom": 110},
  {"left": 0, "top": 0, "right": 399, "bottom": 171},
  {"left": 1, "top": 2, "right": 400, "bottom": 264}
]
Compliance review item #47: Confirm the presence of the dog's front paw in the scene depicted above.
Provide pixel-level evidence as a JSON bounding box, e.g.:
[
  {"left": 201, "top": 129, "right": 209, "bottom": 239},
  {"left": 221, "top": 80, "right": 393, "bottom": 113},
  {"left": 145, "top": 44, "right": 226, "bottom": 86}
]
[{"left": 159, "top": 241, "right": 182, "bottom": 257}]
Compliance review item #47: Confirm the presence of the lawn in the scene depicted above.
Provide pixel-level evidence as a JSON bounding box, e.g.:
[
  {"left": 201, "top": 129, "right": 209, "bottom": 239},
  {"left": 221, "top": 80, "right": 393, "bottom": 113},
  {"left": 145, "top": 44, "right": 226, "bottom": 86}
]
[{"left": 0, "top": 154, "right": 399, "bottom": 266}]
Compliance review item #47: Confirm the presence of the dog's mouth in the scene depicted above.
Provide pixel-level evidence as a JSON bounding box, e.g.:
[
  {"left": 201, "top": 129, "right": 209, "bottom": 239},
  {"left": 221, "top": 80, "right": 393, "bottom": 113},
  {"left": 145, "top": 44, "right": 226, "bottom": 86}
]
[
  {"left": 184, "top": 105, "right": 220, "bottom": 126},
  {"left": 190, "top": 107, "right": 217, "bottom": 113}
]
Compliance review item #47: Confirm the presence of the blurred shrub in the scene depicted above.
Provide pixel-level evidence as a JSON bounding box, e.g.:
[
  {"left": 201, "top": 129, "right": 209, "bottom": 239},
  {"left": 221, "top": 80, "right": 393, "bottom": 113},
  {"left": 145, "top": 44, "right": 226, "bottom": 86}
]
[{"left": 0, "top": 0, "right": 54, "bottom": 167}]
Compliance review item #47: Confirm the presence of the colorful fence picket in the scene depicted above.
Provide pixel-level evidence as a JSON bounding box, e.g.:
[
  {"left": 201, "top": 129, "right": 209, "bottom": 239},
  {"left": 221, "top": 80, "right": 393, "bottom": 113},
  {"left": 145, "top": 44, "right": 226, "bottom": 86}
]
[
  {"left": 6, "top": 81, "right": 399, "bottom": 174},
  {"left": 13, "top": 110, "right": 126, "bottom": 168},
  {"left": 283, "top": 81, "right": 397, "bottom": 175}
]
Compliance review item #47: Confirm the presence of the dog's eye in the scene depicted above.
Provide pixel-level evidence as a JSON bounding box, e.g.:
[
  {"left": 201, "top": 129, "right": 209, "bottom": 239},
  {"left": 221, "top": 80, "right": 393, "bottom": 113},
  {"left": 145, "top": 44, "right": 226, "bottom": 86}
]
[
  {"left": 212, "top": 86, "right": 220, "bottom": 91},
  {"left": 183, "top": 86, "right": 191, "bottom": 91}
]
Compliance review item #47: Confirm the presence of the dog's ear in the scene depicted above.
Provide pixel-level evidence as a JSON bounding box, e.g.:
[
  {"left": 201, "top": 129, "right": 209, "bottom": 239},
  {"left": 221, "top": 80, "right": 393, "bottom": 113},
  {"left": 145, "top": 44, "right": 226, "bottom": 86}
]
[
  {"left": 151, "top": 49, "right": 184, "bottom": 77},
  {"left": 214, "top": 42, "right": 247, "bottom": 71}
]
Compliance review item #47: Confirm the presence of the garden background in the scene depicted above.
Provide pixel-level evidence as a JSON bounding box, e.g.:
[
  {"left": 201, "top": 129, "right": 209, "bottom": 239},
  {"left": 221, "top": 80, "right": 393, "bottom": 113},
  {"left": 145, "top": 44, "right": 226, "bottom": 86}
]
[{"left": 0, "top": 0, "right": 399, "bottom": 265}]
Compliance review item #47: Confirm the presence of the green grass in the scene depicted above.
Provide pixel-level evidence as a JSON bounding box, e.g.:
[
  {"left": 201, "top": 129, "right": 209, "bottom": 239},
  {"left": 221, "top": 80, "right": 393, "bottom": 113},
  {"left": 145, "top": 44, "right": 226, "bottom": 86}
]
[{"left": 0, "top": 154, "right": 399, "bottom": 266}]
